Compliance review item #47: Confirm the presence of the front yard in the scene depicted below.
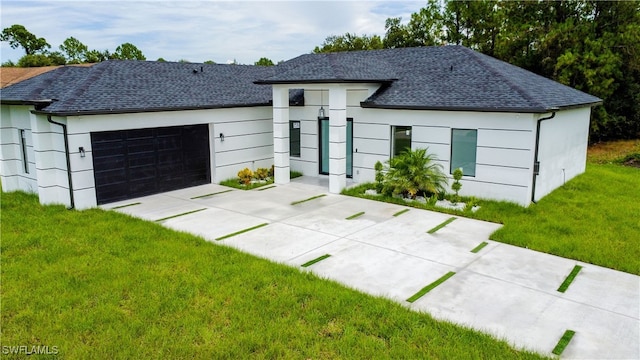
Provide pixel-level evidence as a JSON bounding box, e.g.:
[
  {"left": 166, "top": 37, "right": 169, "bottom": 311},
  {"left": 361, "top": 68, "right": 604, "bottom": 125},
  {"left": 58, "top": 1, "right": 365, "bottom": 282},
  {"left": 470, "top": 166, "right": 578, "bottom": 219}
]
[
  {"left": 1, "top": 191, "right": 543, "bottom": 359},
  {"left": 1, "top": 141, "right": 637, "bottom": 358},
  {"left": 344, "top": 140, "right": 640, "bottom": 275}
]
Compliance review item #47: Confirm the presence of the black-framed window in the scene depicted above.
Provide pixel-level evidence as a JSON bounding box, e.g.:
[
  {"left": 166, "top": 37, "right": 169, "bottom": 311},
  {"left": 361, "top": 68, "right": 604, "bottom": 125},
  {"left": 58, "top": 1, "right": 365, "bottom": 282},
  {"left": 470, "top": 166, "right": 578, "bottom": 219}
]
[
  {"left": 290, "top": 121, "right": 301, "bottom": 157},
  {"left": 20, "top": 129, "right": 29, "bottom": 174},
  {"left": 391, "top": 126, "right": 411, "bottom": 157},
  {"left": 451, "top": 129, "right": 477, "bottom": 176}
]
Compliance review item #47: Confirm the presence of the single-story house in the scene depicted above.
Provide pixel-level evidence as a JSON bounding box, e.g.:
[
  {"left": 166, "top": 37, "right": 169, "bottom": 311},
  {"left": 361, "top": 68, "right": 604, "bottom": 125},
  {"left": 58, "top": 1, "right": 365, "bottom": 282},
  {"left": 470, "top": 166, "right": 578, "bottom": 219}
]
[{"left": 0, "top": 45, "right": 601, "bottom": 209}]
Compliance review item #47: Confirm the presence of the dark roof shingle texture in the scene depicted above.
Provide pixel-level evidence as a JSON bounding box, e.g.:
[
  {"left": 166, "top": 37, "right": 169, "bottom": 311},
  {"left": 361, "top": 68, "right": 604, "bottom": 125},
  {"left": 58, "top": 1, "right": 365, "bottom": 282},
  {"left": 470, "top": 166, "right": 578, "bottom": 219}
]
[
  {"left": 1, "top": 46, "right": 601, "bottom": 115},
  {"left": 1, "top": 61, "right": 275, "bottom": 114},
  {"left": 259, "top": 46, "right": 601, "bottom": 112}
]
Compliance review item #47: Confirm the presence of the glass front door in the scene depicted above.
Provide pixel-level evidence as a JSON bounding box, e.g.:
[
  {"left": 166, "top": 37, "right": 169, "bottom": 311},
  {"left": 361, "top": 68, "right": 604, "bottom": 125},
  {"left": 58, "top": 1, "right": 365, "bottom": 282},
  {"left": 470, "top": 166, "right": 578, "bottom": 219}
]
[{"left": 319, "top": 118, "right": 353, "bottom": 177}]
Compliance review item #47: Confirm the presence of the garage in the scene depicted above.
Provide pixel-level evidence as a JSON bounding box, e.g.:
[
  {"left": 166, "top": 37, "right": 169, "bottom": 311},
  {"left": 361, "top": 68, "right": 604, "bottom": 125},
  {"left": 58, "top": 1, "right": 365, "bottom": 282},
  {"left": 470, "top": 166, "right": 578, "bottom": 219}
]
[{"left": 91, "top": 124, "right": 211, "bottom": 204}]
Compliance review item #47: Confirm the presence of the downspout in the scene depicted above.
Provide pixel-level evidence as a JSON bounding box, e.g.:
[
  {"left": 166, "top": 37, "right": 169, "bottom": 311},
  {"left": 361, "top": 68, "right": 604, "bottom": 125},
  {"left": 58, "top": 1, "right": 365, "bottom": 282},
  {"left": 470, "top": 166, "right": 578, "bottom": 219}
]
[
  {"left": 531, "top": 110, "right": 558, "bottom": 204},
  {"left": 47, "top": 115, "right": 75, "bottom": 210}
]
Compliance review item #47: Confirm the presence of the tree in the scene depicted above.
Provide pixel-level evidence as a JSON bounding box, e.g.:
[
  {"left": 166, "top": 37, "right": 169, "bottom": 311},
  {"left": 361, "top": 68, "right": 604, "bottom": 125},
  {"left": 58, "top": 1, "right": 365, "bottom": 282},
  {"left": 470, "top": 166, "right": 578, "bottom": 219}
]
[
  {"left": 112, "top": 43, "right": 146, "bottom": 60},
  {"left": 254, "top": 57, "right": 274, "bottom": 66},
  {"left": 313, "top": 33, "right": 384, "bottom": 53},
  {"left": 406, "top": 0, "right": 445, "bottom": 47},
  {"left": 84, "top": 49, "right": 110, "bottom": 63},
  {"left": 17, "top": 53, "right": 65, "bottom": 67},
  {"left": 0, "top": 24, "right": 50, "bottom": 55},
  {"left": 59, "top": 37, "right": 88, "bottom": 64},
  {"left": 383, "top": 17, "right": 411, "bottom": 49},
  {"left": 203, "top": 60, "right": 215, "bottom": 64},
  {"left": 382, "top": 148, "right": 448, "bottom": 199}
]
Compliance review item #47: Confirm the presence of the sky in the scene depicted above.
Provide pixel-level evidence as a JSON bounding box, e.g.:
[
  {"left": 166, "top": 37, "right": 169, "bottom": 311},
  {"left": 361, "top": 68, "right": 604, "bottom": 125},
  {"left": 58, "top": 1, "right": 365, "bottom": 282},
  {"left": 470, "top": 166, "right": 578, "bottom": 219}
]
[{"left": 0, "top": 1, "right": 423, "bottom": 64}]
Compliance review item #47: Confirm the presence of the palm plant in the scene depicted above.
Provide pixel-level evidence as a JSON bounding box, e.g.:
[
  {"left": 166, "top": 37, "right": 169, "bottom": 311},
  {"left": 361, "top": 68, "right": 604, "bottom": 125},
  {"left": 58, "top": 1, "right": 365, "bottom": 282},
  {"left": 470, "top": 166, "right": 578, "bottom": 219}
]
[{"left": 382, "top": 148, "right": 448, "bottom": 199}]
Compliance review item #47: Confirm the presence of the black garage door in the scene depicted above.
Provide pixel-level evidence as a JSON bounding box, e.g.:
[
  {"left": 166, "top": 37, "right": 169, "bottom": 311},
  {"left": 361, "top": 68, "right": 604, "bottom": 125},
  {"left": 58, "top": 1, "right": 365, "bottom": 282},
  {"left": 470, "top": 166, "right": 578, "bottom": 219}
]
[{"left": 91, "top": 124, "right": 210, "bottom": 204}]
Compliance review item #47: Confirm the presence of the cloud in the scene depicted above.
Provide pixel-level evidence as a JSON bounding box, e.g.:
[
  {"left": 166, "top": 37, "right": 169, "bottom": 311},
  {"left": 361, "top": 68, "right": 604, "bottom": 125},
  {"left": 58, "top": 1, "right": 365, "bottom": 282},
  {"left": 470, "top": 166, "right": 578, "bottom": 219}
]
[{"left": 1, "top": 1, "right": 423, "bottom": 64}]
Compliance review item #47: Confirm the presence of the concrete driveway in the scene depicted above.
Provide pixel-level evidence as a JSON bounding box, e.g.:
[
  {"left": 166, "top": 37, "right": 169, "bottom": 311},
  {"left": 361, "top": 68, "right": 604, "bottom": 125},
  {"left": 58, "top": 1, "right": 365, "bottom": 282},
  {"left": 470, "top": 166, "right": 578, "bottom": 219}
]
[{"left": 103, "top": 178, "right": 640, "bottom": 359}]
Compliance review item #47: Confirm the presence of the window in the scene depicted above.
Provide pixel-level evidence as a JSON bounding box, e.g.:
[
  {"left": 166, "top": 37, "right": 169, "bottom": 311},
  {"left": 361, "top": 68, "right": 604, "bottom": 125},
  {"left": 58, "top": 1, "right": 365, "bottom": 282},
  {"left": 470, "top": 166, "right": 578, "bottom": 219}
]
[
  {"left": 391, "top": 126, "right": 411, "bottom": 157},
  {"left": 451, "top": 129, "right": 477, "bottom": 176},
  {"left": 20, "top": 129, "right": 29, "bottom": 174},
  {"left": 290, "top": 121, "right": 301, "bottom": 157}
]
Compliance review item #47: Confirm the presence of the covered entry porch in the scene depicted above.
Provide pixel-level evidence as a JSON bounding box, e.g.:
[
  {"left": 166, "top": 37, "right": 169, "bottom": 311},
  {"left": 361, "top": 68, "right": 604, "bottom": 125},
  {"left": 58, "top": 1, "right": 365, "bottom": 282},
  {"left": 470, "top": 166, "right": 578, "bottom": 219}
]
[{"left": 270, "top": 83, "right": 379, "bottom": 194}]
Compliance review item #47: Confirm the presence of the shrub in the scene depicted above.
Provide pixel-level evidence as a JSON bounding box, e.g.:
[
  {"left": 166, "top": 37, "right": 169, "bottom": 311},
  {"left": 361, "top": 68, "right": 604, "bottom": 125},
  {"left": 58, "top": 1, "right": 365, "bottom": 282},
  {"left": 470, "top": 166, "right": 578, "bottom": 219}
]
[
  {"left": 269, "top": 165, "right": 275, "bottom": 177},
  {"left": 451, "top": 168, "right": 463, "bottom": 204},
  {"left": 255, "top": 168, "right": 269, "bottom": 180},
  {"left": 237, "top": 168, "right": 254, "bottom": 185},
  {"left": 382, "top": 148, "right": 448, "bottom": 199},
  {"left": 374, "top": 161, "right": 384, "bottom": 193}
]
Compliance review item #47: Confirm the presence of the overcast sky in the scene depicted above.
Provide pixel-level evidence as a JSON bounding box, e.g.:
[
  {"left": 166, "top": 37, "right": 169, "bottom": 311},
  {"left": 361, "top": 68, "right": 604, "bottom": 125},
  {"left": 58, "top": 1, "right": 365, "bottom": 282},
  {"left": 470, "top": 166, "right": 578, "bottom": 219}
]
[{"left": 1, "top": 1, "right": 423, "bottom": 64}]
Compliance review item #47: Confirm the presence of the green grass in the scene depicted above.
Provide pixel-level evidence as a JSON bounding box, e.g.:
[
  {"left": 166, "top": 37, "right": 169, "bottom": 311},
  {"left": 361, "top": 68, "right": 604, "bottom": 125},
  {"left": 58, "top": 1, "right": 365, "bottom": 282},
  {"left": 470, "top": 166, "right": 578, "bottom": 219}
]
[
  {"left": 406, "top": 272, "right": 456, "bottom": 303},
  {"left": 220, "top": 171, "right": 304, "bottom": 191},
  {"left": 393, "top": 209, "right": 410, "bottom": 217},
  {"left": 470, "top": 241, "right": 489, "bottom": 254},
  {"left": 190, "top": 189, "right": 233, "bottom": 199},
  {"left": 155, "top": 208, "right": 207, "bottom": 222},
  {"left": 343, "top": 163, "right": 640, "bottom": 275},
  {"left": 215, "top": 223, "right": 269, "bottom": 241},
  {"left": 551, "top": 330, "right": 576, "bottom": 355},
  {"left": 1, "top": 191, "right": 545, "bottom": 359},
  {"left": 345, "top": 211, "right": 365, "bottom": 220},
  {"left": 427, "top": 217, "right": 457, "bottom": 234},
  {"left": 301, "top": 254, "right": 332, "bottom": 268},
  {"left": 557, "top": 265, "right": 583, "bottom": 293},
  {"left": 291, "top": 194, "right": 326, "bottom": 205},
  {"left": 220, "top": 178, "right": 274, "bottom": 190},
  {"left": 111, "top": 202, "right": 141, "bottom": 209}
]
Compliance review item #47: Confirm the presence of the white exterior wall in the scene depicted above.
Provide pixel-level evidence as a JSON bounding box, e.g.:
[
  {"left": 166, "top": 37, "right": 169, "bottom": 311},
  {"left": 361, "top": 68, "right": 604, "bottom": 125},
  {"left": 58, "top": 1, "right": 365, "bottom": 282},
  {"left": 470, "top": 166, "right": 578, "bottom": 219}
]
[
  {"left": 0, "top": 105, "right": 38, "bottom": 193},
  {"left": 289, "top": 86, "right": 380, "bottom": 178},
  {"left": 0, "top": 106, "right": 272, "bottom": 209},
  {"left": 65, "top": 106, "right": 272, "bottom": 209},
  {"left": 31, "top": 114, "right": 72, "bottom": 206},
  {"left": 534, "top": 107, "right": 591, "bottom": 201},
  {"left": 348, "top": 108, "right": 539, "bottom": 205}
]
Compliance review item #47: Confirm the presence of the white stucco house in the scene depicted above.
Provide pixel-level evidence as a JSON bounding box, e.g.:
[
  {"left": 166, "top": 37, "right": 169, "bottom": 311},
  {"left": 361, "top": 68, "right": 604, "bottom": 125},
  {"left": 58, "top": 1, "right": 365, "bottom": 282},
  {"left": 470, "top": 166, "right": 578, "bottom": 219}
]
[{"left": 0, "top": 46, "right": 601, "bottom": 209}]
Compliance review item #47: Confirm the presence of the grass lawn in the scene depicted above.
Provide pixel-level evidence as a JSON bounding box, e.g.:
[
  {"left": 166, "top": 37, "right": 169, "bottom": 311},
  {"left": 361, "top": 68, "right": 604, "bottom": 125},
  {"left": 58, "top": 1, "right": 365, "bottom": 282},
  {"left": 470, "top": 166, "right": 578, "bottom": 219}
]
[
  {"left": 344, "top": 141, "right": 640, "bottom": 275},
  {"left": 0, "top": 191, "right": 545, "bottom": 359},
  {"left": 482, "top": 163, "right": 640, "bottom": 275}
]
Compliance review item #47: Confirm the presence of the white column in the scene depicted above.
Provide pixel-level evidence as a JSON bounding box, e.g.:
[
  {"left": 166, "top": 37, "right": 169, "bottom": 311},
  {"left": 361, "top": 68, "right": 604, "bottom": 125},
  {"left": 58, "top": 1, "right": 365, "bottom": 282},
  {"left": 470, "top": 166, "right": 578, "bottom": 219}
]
[
  {"left": 272, "top": 86, "right": 290, "bottom": 184},
  {"left": 328, "top": 86, "right": 347, "bottom": 193}
]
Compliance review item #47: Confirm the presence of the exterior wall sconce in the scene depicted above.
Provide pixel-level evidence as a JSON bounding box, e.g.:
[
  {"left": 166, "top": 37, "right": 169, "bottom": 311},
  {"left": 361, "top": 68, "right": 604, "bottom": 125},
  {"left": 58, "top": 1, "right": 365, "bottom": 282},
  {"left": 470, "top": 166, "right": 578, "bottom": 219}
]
[
  {"left": 79, "top": 147, "right": 86, "bottom": 158},
  {"left": 318, "top": 106, "right": 325, "bottom": 119},
  {"left": 318, "top": 90, "right": 326, "bottom": 119},
  {"left": 219, "top": 133, "right": 225, "bottom": 142}
]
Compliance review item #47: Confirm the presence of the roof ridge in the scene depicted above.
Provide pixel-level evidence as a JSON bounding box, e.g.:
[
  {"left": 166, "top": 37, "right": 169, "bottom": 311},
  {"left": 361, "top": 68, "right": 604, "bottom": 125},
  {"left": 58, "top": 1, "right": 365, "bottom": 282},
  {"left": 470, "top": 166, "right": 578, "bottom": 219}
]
[
  {"left": 54, "top": 62, "right": 107, "bottom": 109},
  {"left": 24, "top": 67, "right": 70, "bottom": 100},
  {"left": 466, "top": 48, "right": 547, "bottom": 110}
]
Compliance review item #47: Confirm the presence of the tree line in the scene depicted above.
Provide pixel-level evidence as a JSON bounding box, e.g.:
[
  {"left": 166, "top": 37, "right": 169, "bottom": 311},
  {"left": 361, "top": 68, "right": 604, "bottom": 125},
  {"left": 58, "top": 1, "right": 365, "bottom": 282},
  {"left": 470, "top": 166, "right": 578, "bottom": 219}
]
[
  {"left": 1, "top": 24, "right": 147, "bottom": 66},
  {"left": 314, "top": 0, "right": 640, "bottom": 142},
  {"left": 1, "top": 24, "right": 278, "bottom": 67}
]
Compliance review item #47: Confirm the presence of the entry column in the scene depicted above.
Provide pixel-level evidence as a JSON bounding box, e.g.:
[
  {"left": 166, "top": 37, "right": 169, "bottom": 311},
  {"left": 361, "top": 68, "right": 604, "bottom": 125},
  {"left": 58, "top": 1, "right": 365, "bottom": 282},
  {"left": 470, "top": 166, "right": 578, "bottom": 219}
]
[
  {"left": 272, "top": 86, "right": 290, "bottom": 184},
  {"left": 328, "top": 86, "right": 347, "bottom": 193}
]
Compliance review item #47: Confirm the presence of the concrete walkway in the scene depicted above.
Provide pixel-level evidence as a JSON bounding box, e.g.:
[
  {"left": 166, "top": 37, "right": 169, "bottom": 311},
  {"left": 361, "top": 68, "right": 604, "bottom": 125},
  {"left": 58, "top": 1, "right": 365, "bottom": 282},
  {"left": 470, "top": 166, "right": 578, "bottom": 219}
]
[{"left": 103, "top": 178, "right": 640, "bottom": 359}]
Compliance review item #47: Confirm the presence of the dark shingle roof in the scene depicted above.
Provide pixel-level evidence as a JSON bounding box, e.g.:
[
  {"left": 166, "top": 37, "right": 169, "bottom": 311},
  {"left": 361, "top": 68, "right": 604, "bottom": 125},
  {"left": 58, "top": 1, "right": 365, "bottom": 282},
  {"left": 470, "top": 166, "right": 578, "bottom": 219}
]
[
  {"left": 1, "top": 60, "right": 276, "bottom": 115},
  {"left": 1, "top": 46, "right": 601, "bottom": 115},
  {"left": 257, "top": 46, "right": 601, "bottom": 113}
]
